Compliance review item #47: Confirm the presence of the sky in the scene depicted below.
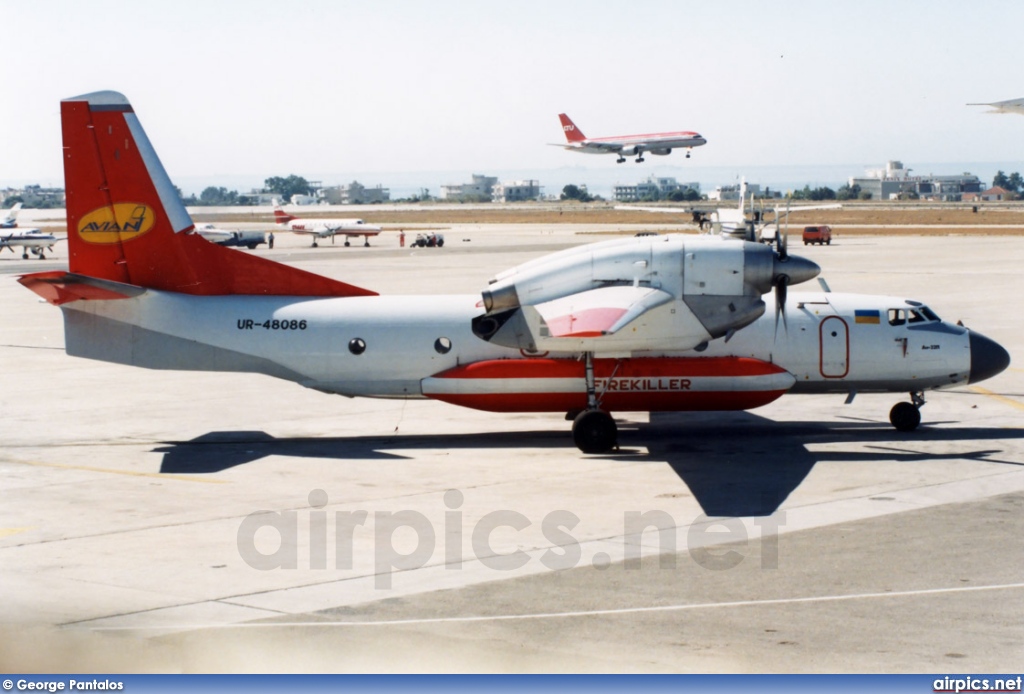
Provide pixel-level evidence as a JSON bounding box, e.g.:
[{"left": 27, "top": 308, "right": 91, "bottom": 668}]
[{"left": 3, "top": 0, "right": 1023, "bottom": 194}]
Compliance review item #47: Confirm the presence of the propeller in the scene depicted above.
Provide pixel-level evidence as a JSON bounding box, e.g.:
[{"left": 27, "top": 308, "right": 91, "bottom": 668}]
[{"left": 773, "top": 200, "right": 793, "bottom": 336}]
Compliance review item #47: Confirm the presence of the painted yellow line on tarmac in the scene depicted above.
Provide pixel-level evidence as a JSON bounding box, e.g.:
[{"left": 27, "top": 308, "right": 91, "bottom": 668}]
[
  {"left": 970, "top": 385, "right": 1024, "bottom": 412},
  {"left": 0, "top": 528, "right": 33, "bottom": 539},
  {"left": 14, "top": 459, "right": 227, "bottom": 484}
]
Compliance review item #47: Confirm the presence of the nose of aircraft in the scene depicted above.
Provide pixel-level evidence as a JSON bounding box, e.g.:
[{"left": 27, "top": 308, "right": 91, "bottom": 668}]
[
  {"left": 968, "top": 330, "right": 1011, "bottom": 384},
  {"left": 773, "top": 253, "right": 821, "bottom": 287}
]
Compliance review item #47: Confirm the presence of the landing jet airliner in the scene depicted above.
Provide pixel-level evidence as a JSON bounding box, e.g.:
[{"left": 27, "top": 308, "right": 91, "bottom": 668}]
[
  {"left": 18, "top": 91, "right": 1010, "bottom": 454},
  {"left": 555, "top": 113, "right": 707, "bottom": 163}
]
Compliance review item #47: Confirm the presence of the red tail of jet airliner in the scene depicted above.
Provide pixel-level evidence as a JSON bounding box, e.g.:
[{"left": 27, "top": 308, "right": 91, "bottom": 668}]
[{"left": 558, "top": 113, "right": 587, "bottom": 143}]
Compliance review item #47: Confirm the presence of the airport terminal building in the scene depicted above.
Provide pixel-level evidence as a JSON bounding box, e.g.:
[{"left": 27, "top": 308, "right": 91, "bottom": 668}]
[{"left": 850, "top": 161, "right": 983, "bottom": 201}]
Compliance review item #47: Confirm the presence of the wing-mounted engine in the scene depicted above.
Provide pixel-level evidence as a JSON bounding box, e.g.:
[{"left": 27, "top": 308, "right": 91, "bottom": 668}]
[{"left": 471, "top": 235, "right": 820, "bottom": 354}]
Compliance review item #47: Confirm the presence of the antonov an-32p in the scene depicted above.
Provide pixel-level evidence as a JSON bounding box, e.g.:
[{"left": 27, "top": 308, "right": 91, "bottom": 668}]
[{"left": 19, "top": 91, "right": 1010, "bottom": 453}]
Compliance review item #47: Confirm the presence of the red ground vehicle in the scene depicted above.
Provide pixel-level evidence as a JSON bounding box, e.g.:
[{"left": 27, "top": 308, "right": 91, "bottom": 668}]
[{"left": 802, "top": 225, "right": 832, "bottom": 245}]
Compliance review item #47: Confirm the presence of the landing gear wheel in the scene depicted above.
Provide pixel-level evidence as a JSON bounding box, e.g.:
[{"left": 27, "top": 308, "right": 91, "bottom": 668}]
[
  {"left": 572, "top": 410, "right": 617, "bottom": 454},
  {"left": 344, "top": 240, "right": 350, "bottom": 247},
  {"left": 22, "top": 252, "right": 28, "bottom": 259},
  {"left": 312, "top": 241, "right": 319, "bottom": 248},
  {"left": 889, "top": 401, "right": 921, "bottom": 432}
]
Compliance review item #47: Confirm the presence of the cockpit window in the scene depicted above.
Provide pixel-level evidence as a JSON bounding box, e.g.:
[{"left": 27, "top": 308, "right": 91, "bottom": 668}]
[{"left": 891, "top": 306, "right": 940, "bottom": 326}]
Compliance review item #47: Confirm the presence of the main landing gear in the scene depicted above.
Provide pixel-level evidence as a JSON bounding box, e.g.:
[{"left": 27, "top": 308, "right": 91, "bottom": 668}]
[
  {"left": 569, "top": 352, "right": 619, "bottom": 454},
  {"left": 889, "top": 391, "right": 925, "bottom": 432}
]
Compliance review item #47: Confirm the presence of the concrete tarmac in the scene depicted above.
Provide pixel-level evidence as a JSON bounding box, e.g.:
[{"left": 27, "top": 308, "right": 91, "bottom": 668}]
[{"left": 0, "top": 227, "right": 1022, "bottom": 672}]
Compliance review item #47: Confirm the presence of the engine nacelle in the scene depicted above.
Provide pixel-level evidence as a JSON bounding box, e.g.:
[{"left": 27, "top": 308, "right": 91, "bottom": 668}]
[
  {"left": 649, "top": 147, "right": 672, "bottom": 156},
  {"left": 473, "top": 235, "right": 819, "bottom": 354}
]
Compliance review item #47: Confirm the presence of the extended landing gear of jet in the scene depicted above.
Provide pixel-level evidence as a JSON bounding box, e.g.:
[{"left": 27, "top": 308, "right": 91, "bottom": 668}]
[
  {"left": 616, "top": 156, "right": 626, "bottom": 164},
  {"left": 890, "top": 391, "right": 925, "bottom": 432},
  {"left": 364, "top": 240, "right": 370, "bottom": 247},
  {"left": 311, "top": 240, "right": 319, "bottom": 248},
  {"left": 570, "top": 352, "right": 619, "bottom": 454},
  {"left": 344, "top": 240, "right": 350, "bottom": 247},
  {"left": 635, "top": 156, "right": 645, "bottom": 163}
]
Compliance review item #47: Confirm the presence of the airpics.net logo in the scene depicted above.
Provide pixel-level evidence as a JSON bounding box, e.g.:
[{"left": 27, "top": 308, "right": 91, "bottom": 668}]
[
  {"left": 235, "top": 489, "right": 785, "bottom": 588},
  {"left": 77, "top": 203, "right": 155, "bottom": 244},
  {"left": 933, "top": 677, "right": 1023, "bottom": 693}
]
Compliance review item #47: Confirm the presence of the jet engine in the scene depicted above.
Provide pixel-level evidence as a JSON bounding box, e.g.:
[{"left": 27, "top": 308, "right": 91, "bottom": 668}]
[
  {"left": 471, "top": 235, "right": 819, "bottom": 354},
  {"left": 649, "top": 148, "right": 672, "bottom": 156}
]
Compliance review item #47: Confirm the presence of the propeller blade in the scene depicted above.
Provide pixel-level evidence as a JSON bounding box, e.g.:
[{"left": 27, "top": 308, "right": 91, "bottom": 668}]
[{"left": 774, "top": 276, "right": 789, "bottom": 337}]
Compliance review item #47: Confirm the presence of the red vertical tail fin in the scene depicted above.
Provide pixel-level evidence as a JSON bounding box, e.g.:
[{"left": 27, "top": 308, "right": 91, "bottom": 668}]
[
  {"left": 59, "top": 91, "right": 374, "bottom": 297},
  {"left": 558, "top": 113, "right": 586, "bottom": 143},
  {"left": 273, "top": 207, "right": 295, "bottom": 225}
]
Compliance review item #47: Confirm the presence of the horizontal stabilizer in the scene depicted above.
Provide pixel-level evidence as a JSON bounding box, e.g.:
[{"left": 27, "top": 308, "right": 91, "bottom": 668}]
[
  {"left": 535, "top": 285, "right": 672, "bottom": 337},
  {"left": 18, "top": 271, "right": 145, "bottom": 305}
]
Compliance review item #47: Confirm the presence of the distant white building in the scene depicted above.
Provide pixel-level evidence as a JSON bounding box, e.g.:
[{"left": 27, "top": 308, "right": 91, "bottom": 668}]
[
  {"left": 849, "top": 161, "right": 982, "bottom": 201},
  {"left": 492, "top": 179, "right": 541, "bottom": 202},
  {"left": 2, "top": 185, "right": 65, "bottom": 207},
  {"left": 613, "top": 176, "right": 699, "bottom": 202},
  {"left": 319, "top": 181, "right": 390, "bottom": 205},
  {"left": 708, "top": 183, "right": 761, "bottom": 201},
  {"left": 440, "top": 174, "right": 497, "bottom": 201}
]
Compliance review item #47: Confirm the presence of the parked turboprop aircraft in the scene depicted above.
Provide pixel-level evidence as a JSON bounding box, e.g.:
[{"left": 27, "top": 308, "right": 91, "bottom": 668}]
[
  {"left": 18, "top": 91, "right": 1010, "bottom": 454},
  {"left": 619, "top": 178, "right": 840, "bottom": 242},
  {"left": 273, "top": 206, "right": 382, "bottom": 247},
  {"left": 555, "top": 113, "right": 706, "bottom": 163}
]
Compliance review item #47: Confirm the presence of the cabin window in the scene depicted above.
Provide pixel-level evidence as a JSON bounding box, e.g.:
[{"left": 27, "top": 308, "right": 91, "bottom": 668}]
[
  {"left": 434, "top": 337, "right": 452, "bottom": 354},
  {"left": 348, "top": 338, "right": 366, "bottom": 355}
]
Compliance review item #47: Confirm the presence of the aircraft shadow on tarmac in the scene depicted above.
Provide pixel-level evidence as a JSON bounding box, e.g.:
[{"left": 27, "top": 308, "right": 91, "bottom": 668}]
[{"left": 155, "top": 412, "right": 1024, "bottom": 517}]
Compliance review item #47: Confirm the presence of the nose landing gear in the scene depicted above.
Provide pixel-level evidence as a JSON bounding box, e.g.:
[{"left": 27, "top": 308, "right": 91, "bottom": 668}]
[
  {"left": 569, "top": 352, "right": 619, "bottom": 453},
  {"left": 890, "top": 391, "right": 925, "bottom": 431}
]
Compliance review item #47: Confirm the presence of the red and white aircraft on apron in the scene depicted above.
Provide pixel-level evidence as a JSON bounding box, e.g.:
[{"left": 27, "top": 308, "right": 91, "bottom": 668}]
[
  {"left": 19, "top": 92, "right": 1009, "bottom": 453},
  {"left": 273, "top": 207, "right": 382, "bottom": 247}
]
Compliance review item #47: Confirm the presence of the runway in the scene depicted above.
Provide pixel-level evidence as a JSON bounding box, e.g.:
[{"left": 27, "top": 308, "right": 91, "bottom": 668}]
[{"left": 0, "top": 226, "right": 1021, "bottom": 672}]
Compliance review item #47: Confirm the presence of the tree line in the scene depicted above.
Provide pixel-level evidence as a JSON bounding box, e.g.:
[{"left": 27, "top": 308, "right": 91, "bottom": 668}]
[{"left": 179, "top": 175, "right": 314, "bottom": 206}]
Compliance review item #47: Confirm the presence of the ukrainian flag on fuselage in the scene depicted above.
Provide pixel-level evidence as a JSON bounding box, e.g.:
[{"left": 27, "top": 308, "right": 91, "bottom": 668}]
[{"left": 855, "top": 309, "right": 881, "bottom": 325}]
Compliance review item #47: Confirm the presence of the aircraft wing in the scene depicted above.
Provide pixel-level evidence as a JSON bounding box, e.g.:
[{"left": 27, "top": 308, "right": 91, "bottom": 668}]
[
  {"left": 551, "top": 141, "right": 622, "bottom": 152},
  {"left": 583, "top": 141, "right": 624, "bottom": 152},
  {"left": 615, "top": 205, "right": 690, "bottom": 213},
  {"left": 288, "top": 227, "right": 333, "bottom": 238},
  {"left": 773, "top": 203, "right": 843, "bottom": 214},
  {"left": 968, "top": 98, "right": 1024, "bottom": 114},
  {"left": 533, "top": 285, "right": 672, "bottom": 338}
]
